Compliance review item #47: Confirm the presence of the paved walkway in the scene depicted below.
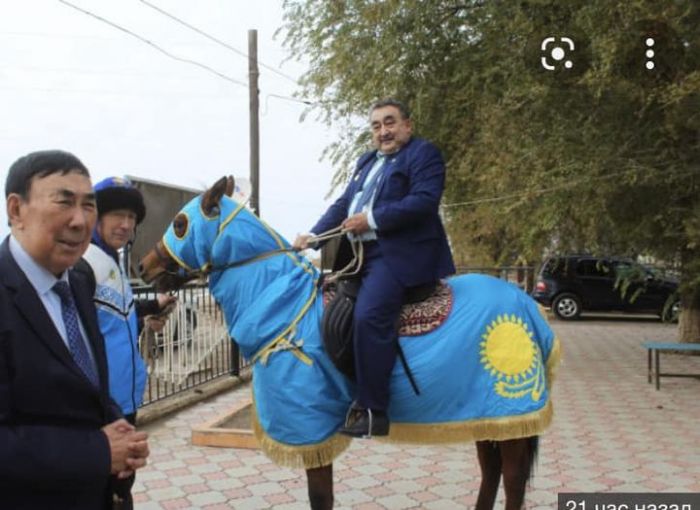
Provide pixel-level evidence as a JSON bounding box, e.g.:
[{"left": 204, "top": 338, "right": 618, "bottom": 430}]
[{"left": 133, "top": 316, "right": 700, "bottom": 509}]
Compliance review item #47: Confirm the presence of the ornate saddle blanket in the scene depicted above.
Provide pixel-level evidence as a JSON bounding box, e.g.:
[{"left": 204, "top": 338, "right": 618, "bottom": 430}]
[
  {"left": 323, "top": 280, "right": 453, "bottom": 337},
  {"left": 322, "top": 279, "right": 453, "bottom": 378}
]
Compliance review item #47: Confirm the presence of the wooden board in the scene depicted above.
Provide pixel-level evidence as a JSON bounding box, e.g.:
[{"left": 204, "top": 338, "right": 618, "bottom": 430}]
[{"left": 191, "top": 398, "right": 259, "bottom": 449}]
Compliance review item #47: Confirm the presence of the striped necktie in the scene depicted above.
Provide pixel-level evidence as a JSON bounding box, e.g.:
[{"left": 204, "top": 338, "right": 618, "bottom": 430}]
[{"left": 52, "top": 281, "right": 99, "bottom": 387}]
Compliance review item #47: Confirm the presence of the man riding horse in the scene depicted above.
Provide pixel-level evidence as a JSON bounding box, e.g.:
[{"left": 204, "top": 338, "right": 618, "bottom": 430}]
[{"left": 294, "top": 98, "right": 455, "bottom": 438}]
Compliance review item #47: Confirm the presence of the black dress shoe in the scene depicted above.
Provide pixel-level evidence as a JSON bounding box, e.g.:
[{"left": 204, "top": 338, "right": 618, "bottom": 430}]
[{"left": 339, "top": 405, "right": 390, "bottom": 438}]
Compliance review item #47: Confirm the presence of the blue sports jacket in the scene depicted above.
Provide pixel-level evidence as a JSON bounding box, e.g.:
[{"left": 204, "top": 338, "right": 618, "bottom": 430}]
[{"left": 80, "top": 243, "right": 147, "bottom": 415}]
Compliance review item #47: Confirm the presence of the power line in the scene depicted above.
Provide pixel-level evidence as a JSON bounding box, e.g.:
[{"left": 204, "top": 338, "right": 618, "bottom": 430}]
[
  {"left": 137, "top": 0, "right": 300, "bottom": 85},
  {"left": 57, "top": 0, "right": 247, "bottom": 88},
  {"left": 0, "top": 84, "right": 239, "bottom": 99},
  {"left": 263, "top": 93, "right": 315, "bottom": 115},
  {"left": 2, "top": 63, "right": 228, "bottom": 80},
  {"left": 442, "top": 164, "right": 700, "bottom": 208}
]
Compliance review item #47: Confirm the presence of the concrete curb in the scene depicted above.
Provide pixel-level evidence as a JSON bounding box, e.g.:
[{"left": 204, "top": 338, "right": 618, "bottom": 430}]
[{"left": 136, "top": 369, "right": 252, "bottom": 426}]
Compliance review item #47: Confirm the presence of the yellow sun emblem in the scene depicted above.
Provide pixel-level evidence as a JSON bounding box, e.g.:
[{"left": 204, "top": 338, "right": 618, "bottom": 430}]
[{"left": 480, "top": 314, "right": 544, "bottom": 401}]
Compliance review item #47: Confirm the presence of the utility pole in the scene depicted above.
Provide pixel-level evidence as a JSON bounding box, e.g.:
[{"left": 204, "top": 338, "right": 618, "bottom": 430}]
[{"left": 248, "top": 29, "right": 260, "bottom": 216}]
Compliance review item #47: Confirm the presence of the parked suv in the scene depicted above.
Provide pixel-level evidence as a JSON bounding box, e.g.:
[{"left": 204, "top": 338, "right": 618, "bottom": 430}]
[{"left": 532, "top": 255, "right": 679, "bottom": 321}]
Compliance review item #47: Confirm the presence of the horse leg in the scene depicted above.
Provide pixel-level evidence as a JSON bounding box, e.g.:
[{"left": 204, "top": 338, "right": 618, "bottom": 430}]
[
  {"left": 475, "top": 440, "right": 502, "bottom": 510},
  {"left": 499, "top": 437, "right": 536, "bottom": 510},
  {"left": 305, "top": 464, "right": 334, "bottom": 510}
]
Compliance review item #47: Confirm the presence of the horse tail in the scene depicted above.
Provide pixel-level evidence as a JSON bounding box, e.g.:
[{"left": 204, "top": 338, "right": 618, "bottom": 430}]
[{"left": 528, "top": 435, "right": 539, "bottom": 481}]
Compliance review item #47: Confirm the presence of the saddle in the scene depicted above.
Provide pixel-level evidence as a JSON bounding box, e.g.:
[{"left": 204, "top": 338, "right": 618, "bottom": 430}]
[{"left": 321, "top": 278, "right": 453, "bottom": 380}]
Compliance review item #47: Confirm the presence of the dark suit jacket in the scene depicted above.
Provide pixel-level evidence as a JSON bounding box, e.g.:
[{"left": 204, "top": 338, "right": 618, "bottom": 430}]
[
  {"left": 0, "top": 237, "right": 121, "bottom": 510},
  {"left": 312, "top": 137, "right": 455, "bottom": 287}
]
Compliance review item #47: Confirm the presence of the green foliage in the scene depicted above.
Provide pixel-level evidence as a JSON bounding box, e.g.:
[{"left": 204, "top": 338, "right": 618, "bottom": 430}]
[{"left": 281, "top": 0, "right": 700, "bottom": 293}]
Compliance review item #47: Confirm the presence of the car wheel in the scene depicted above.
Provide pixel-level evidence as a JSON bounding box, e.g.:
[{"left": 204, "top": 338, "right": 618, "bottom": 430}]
[
  {"left": 661, "top": 300, "right": 680, "bottom": 323},
  {"left": 552, "top": 293, "right": 582, "bottom": 320}
]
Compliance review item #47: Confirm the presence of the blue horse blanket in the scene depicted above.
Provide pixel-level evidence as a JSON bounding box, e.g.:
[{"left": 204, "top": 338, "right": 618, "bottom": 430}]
[{"left": 163, "top": 197, "right": 560, "bottom": 469}]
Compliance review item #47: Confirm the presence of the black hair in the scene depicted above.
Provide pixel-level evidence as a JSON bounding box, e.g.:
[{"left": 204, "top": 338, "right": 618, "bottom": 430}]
[
  {"left": 5, "top": 150, "right": 90, "bottom": 199},
  {"left": 368, "top": 98, "right": 411, "bottom": 120}
]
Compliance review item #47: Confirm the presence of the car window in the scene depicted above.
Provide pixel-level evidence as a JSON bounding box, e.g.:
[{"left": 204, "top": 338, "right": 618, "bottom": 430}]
[
  {"left": 542, "top": 257, "right": 570, "bottom": 276},
  {"left": 576, "top": 259, "right": 612, "bottom": 278},
  {"left": 614, "top": 261, "right": 649, "bottom": 280}
]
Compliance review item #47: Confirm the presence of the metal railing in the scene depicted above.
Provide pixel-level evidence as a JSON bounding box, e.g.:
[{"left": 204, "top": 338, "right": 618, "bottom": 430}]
[
  {"left": 455, "top": 265, "right": 536, "bottom": 293},
  {"left": 133, "top": 282, "right": 249, "bottom": 406}
]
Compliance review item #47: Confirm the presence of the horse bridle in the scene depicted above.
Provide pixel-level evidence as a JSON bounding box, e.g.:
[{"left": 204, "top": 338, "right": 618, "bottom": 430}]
[
  {"left": 154, "top": 238, "right": 299, "bottom": 280},
  {"left": 153, "top": 225, "right": 356, "bottom": 283}
]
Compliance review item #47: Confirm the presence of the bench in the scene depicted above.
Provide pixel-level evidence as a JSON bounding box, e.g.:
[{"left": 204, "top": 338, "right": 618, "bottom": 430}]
[{"left": 643, "top": 341, "right": 700, "bottom": 390}]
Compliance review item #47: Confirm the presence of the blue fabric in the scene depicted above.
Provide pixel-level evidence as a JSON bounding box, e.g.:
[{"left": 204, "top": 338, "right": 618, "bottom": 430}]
[
  {"left": 162, "top": 193, "right": 557, "bottom": 449},
  {"left": 95, "top": 295, "right": 144, "bottom": 414},
  {"left": 391, "top": 274, "right": 554, "bottom": 423},
  {"left": 82, "top": 244, "right": 146, "bottom": 415},
  {"left": 312, "top": 138, "right": 455, "bottom": 287},
  {"left": 52, "top": 281, "right": 99, "bottom": 388}
]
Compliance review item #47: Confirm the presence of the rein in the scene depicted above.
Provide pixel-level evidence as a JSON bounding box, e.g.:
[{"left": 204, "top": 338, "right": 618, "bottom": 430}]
[
  {"left": 201, "top": 226, "right": 366, "bottom": 280},
  {"left": 158, "top": 226, "right": 355, "bottom": 280},
  {"left": 312, "top": 226, "right": 365, "bottom": 283},
  {"left": 205, "top": 247, "right": 298, "bottom": 275}
]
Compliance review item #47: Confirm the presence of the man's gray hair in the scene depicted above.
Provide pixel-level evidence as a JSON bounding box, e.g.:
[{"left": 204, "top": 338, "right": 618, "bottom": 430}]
[{"left": 369, "top": 98, "right": 411, "bottom": 120}]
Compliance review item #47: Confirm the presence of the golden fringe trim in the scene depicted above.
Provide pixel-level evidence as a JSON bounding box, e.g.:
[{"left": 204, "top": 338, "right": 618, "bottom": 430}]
[
  {"left": 385, "top": 399, "right": 553, "bottom": 444},
  {"left": 546, "top": 337, "right": 562, "bottom": 388},
  {"left": 248, "top": 337, "right": 562, "bottom": 465},
  {"left": 251, "top": 394, "right": 351, "bottom": 470}
]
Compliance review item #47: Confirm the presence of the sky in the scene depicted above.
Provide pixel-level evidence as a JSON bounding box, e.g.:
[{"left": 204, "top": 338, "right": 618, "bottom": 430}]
[{"left": 0, "top": 0, "right": 344, "bottom": 243}]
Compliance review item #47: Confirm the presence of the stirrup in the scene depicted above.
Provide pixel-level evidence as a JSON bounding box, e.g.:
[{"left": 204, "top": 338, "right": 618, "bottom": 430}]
[
  {"left": 343, "top": 404, "right": 375, "bottom": 438},
  {"left": 364, "top": 408, "right": 375, "bottom": 439},
  {"left": 343, "top": 404, "right": 355, "bottom": 427}
]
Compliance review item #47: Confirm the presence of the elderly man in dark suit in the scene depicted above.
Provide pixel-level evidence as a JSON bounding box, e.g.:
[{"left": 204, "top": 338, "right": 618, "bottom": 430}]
[
  {"left": 0, "top": 150, "right": 150, "bottom": 509},
  {"left": 295, "top": 99, "right": 455, "bottom": 437}
]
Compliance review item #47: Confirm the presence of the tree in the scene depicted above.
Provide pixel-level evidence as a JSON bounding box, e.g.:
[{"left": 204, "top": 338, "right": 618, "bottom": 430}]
[{"left": 281, "top": 0, "right": 700, "bottom": 341}]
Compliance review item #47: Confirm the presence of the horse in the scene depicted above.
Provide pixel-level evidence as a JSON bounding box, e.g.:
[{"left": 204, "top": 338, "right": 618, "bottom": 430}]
[{"left": 139, "top": 176, "right": 561, "bottom": 510}]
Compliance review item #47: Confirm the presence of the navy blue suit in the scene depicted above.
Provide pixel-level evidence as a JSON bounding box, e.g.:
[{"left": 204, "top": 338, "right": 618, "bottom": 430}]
[
  {"left": 313, "top": 137, "right": 455, "bottom": 410},
  {"left": 0, "top": 237, "right": 120, "bottom": 509}
]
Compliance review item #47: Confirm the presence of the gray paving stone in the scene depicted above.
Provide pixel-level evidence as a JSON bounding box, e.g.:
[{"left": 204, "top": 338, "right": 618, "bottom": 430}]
[
  {"left": 169, "top": 474, "right": 205, "bottom": 486},
  {"left": 146, "top": 486, "right": 187, "bottom": 501},
  {"left": 375, "top": 493, "right": 420, "bottom": 509},
  {"left": 186, "top": 490, "right": 228, "bottom": 506},
  {"left": 247, "top": 481, "right": 287, "bottom": 497}
]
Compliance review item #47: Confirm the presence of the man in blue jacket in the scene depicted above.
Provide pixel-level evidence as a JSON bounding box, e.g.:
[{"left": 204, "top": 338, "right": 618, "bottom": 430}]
[
  {"left": 74, "top": 176, "right": 174, "bottom": 509},
  {"left": 294, "top": 99, "right": 455, "bottom": 437}
]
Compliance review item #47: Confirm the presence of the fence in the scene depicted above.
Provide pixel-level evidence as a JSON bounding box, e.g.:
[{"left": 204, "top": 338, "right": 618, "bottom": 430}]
[
  {"left": 133, "top": 283, "right": 248, "bottom": 406},
  {"left": 455, "top": 265, "right": 536, "bottom": 293}
]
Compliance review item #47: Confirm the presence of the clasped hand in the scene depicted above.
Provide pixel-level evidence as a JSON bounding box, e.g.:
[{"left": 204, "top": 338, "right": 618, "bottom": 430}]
[{"left": 102, "top": 419, "right": 150, "bottom": 479}]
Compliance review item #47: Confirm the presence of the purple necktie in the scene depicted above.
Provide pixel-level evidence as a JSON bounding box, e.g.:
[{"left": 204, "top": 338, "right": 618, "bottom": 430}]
[{"left": 52, "top": 281, "right": 99, "bottom": 387}]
